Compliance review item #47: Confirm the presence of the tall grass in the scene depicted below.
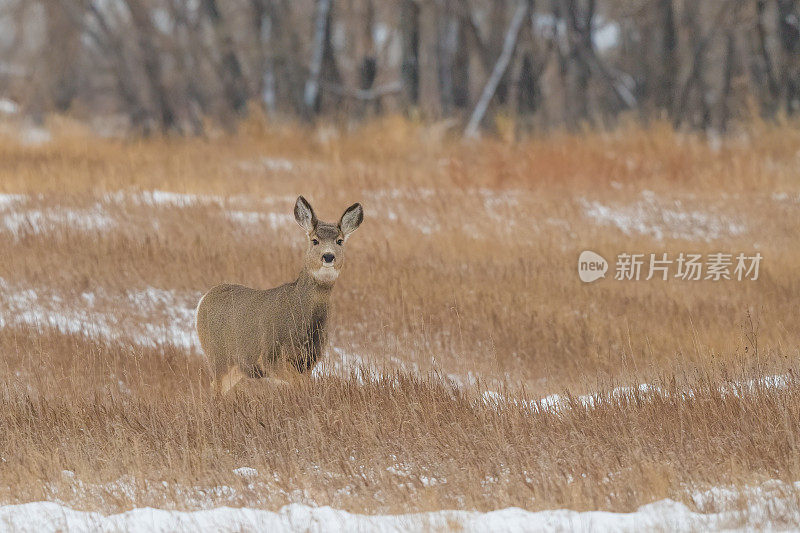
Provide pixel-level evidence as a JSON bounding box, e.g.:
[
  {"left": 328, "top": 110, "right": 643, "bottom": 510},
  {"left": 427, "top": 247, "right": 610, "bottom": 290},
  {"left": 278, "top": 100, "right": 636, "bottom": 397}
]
[{"left": 0, "top": 117, "right": 798, "bottom": 518}]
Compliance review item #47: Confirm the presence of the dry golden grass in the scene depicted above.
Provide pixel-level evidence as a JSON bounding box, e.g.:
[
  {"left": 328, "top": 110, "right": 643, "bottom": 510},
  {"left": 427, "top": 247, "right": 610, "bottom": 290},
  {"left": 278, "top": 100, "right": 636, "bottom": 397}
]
[{"left": 0, "top": 116, "right": 799, "bottom": 520}]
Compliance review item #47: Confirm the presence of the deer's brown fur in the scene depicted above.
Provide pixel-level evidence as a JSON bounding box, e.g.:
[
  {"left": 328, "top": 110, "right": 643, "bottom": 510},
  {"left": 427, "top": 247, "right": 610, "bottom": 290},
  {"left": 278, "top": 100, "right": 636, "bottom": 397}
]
[{"left": 195, "top": 196, "right": 363, "bottom": 395}]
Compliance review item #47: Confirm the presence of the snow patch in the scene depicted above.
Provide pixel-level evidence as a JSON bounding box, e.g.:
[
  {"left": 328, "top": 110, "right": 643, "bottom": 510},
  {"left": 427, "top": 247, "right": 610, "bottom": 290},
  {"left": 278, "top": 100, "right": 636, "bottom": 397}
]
[
  {"left": 0, "top": 280, "right": 201, "bottom": 352},
  {"left": 485, "top": 374, "right": 791, "bottom": 413},
  {"left": 0, "top": 193, "right": 26, "bottom": 209},
  {"left": 1, "top": 494, "right": 798, "bottom": 532},
  {"left": 20, "top": 125, "right": 52, "bottom": 146},
  {"left": 130, "top": 190, "right": 224, "bottom": 207},
  {"left": 580, "top": 193, "right": 746, "bottom": 241},
  {"left": 237, "top": 157, "right": 296, "bottom": 173},
  {"left": 226, "top": 210, "right": 294, "bottom": 230},
  {"left": 313, "top": 347, "right": 370, "bottom": 382},
  {"left": 232, "top": 467, "right": 259, "bottom": 479},
  {"left": 0, "top": 98, "right": 19, "bottom": 115},
  {"left": 1, "top": 206, "right": 114, "bottom": 237},
  {"left": 771, "top": 191, "right": 800, "bottom": 203}
]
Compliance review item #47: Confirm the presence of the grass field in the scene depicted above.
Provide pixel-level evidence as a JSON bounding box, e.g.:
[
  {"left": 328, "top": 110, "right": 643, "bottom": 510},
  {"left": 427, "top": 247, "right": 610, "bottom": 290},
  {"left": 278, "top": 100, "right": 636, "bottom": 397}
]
[{"left": 0, "top": 116, "right": 799, "bottom": 527}]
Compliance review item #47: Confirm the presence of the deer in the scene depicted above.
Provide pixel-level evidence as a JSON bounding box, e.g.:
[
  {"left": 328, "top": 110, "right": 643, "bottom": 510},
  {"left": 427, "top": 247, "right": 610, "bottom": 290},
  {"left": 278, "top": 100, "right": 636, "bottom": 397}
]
[{"left": 195, "top": 196, "right": 364, "bottom": 396}]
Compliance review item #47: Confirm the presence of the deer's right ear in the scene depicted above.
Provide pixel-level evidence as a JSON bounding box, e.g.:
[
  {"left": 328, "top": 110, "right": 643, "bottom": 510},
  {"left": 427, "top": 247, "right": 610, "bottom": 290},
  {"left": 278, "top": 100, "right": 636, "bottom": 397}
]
[{"left": 294, "top": 196, "right": 317, "bottom": 232}]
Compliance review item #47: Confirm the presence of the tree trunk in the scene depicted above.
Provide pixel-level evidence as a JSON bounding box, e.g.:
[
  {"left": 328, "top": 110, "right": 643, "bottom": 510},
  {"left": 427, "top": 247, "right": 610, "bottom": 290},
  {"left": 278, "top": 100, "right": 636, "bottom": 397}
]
[
  {"left": 438, "top": 4, "right": 458, "bottom": 114},
  {"left": 418, "top": 0, "right": 442, "bottom": 118},
  {"left": 43, "top": 2, "right": 81, "bottom": 112},
  {"left": 304, "top": 0, "right": 332, "bottom": 116},
  {"left": 400, "top": 0, "right": 420, "bottom": 107},
  {"left": 202, "top": 0, "right": 249, "bottom": 116},
  {"left": 253, "top": 0, "right": 277, "bottom": 115},
  {"left": 777, "top": 0, "right": 800, "bottom": 114},
  {"left": 755, "top": 0, "right": 780, "bottom": 116},
  {"left": 452, "top": 13, "right": 471, "bottom": 109},
  {"left": 465, "top": 0, "right": 529, "bottom": 137},
  {"left": 560, "top": 0, "right": 592, "bottom": 128},
  {"left": 124, "top": 0, "right": 178, "bottom": 133},
  {"left": 655, "top": 0, "right": 677, "bottom": 113},
  {"left": 304, "top": 0, "right": 340, "bottom": 117}
]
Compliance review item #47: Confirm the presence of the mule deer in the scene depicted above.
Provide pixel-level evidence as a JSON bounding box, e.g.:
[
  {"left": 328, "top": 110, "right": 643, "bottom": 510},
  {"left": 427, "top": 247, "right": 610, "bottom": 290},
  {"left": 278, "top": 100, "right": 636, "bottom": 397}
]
[{"left": 195, "top": 196, "right": 364, "bottom": 395}]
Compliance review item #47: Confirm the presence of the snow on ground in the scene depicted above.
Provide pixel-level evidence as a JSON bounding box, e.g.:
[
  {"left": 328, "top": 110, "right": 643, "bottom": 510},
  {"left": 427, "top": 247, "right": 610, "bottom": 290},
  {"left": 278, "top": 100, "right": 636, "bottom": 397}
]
[
  {"left": 0, "top": 279, "right": 201, "bottom": 352},
  {"left": 483, "top": 374, "right": 791, "bottom": 414},
  {"left": 2, "top": 486, "right": 799, "bottom": 533},
  {"left": 771, "top": 192, "right": 800, "bottom": 203},
  {"left": 580, "top": 191, "right": 746, "bottom": 241},
  {"left": 237, "top": 156, "right": 296, "bottom": 173},
  {"left": 0, "top": 97, "right": 19, "bottom": 115},
  {"left": 312, "top": 347, "right": 370, "bottom": 382},
  {"left": 0, "top": 193, "right": 26, "bottom": 209},
  {"left": 20, "top": 125, "right": 52, "bottom": 146},
  {"left": 132, "top": 190, "right": 221, "bottom": 207},
  {"left": 0, "top": 187, "right": 524, "bottom": 239},
  {"left": 0, "top": 190, "right": 301, "bottom": 237},
  {"left": 125, "top": 287, "right": 200, "bottom": 350},
  {"left": 226, "top": 210, "right": 294, "bottom": 230},
  {"left": 232, "top": 468, "right": 259, "bottom": 479},
  {"left": 1, "top": 206, "right": 115, "bottom": 237}
]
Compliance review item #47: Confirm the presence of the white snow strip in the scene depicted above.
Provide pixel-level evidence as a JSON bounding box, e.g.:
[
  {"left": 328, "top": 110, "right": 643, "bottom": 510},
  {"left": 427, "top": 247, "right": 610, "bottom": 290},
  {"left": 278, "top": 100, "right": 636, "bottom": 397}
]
[
  {"left": 232, "top": 467, "right": 259, "bottom": 479},
  {"left": 580, "top": 192, "right": 746, "bottom": 241},
  {"left": 770, "top": 192, "right": 800, "bottom": 203},
  {"left": 0, "top": 494, "right": 798, "bottom": 533},
  {"left": 0, "top": 193, "right": 26, "bottom": 209},
  {"left": 0, "top": 98, "right": 19, "bottom": 115},
  {"left": 237, "top": 157, "right": 298, "bottom": 173},
  {"left": 226, "top": 210, "right": 294, "bottom": 230},
  {"left": 363, "top": 188, "right": 437, "bottom": 202},
  {"left": 485, "top": 374, "right": 791, "bottom": 413},
  {"left": 313, "top": 347, "right": 370, "bottom": 382},
  {"left": 131, "top": 190, "right": 224, "bottom": 207},
  {"left": 1, "top": 206, "right": 115, "bottom": 236},
  {"left": 104, "top": 190, "right": 297, "bottom": 214},
  {"left": 20, "top": 125, "right": 52, "bottom": 146},
  {"left": 126, "top": 287, "right": 200, "bottom": 350},
  {"left": 0, "top": 280, "right": 201, "bottom": 352}
]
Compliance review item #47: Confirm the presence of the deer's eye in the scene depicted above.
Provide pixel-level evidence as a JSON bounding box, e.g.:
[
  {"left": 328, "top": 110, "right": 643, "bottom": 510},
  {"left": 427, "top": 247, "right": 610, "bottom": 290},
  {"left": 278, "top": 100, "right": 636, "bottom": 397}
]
[
  {"left": 312, "top": 238, "right": 319, "bottom": 245},
  {"left": 336, "top": 238, "right": 344, "bottom": 245}
]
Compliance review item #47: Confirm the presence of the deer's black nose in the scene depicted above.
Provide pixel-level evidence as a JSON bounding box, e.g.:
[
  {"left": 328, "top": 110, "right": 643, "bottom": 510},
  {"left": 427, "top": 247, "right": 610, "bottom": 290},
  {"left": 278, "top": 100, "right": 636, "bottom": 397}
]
[{"left": 322, "top": 253, "right": 335, "bottom": 264}]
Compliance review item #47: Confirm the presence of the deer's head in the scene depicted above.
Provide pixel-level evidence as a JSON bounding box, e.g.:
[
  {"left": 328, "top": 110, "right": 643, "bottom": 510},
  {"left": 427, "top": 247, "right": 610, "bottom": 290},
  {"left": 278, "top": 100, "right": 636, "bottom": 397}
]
[{"left": 294, "top": 196, "right": 363, "bottom": 286}]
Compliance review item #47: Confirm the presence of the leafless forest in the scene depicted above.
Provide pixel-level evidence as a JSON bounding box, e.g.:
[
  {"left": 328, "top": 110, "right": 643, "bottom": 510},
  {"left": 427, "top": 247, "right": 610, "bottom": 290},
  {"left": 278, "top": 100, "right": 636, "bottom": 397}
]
[{"left": 1, "top": 0, "right": 799, "bottom": 136}]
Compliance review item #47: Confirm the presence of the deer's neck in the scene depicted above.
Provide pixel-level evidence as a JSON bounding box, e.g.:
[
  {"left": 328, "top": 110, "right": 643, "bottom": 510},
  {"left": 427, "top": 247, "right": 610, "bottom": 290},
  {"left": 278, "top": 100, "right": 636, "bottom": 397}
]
[{"left": 293, "top": 269, "right": 334, "bottom": 314}]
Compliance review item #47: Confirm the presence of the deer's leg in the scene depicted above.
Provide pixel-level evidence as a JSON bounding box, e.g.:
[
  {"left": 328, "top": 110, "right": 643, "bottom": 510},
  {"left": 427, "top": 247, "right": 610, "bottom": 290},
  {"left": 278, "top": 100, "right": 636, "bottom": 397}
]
[
  {"left": 214, "top": 366, "right": 246, "bottom": 396},
  {"left": 252, "top": 354, "right": 289, "bottom": 386}
]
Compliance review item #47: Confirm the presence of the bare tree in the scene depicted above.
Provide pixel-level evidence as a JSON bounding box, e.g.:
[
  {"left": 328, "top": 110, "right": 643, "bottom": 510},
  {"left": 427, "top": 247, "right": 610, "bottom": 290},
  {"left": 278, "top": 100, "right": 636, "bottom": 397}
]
[
  {"left": 418, "top": 0, "right": 442, "bottom": 117},
  {"left": 304, "top": 0, "right": 333, "bottom": 117},
  {"left": 465, "top": 0, "right": 529, "bottom": 137},
  {"left": 2, "top": 0, "right": 798, "bottom": 136},
  {"left": 400, "top": 0, "right": 421, "bottom": 107},
  {"left": 201, "top": 0, "right": 249, "bottom": 116}
]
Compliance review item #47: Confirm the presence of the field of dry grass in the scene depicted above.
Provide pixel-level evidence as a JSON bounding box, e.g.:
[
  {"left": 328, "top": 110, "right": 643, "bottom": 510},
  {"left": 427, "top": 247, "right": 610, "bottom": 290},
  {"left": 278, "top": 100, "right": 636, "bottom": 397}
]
[{"left": 0, "top": 116, "right": 799, "bottom": 525}]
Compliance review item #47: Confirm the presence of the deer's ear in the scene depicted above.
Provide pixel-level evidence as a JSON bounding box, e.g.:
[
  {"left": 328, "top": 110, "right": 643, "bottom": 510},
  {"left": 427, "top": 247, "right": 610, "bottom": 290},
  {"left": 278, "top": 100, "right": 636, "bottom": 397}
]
[
  {"left": 339, "top": 202, "right": 364, "bottom": 236},
  {"left": 294, "top": 196, "right": 317, "bottom": 232}
]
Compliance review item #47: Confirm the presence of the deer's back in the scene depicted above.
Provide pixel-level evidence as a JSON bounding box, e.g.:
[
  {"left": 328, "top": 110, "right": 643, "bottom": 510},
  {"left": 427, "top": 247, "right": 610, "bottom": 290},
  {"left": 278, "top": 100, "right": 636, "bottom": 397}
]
[{"left": 196, "top": 283, "right": 292, "bottom": 375}]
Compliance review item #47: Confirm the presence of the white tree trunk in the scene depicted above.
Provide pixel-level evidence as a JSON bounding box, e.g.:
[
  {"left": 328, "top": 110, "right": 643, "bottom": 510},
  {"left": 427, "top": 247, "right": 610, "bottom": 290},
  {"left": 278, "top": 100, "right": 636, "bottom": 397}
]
[
  {"left": 304, "top": 0, "right": 333, "bottom": 114},
  {"left": 464, "top": 0, "right": 528, "bottom": 138}
]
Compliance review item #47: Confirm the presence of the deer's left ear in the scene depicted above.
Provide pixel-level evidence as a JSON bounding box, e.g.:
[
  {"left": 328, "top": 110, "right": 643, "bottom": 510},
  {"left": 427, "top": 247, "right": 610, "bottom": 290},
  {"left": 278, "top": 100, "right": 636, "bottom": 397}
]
[{"left": 339, "top": 203, "right": 364, "bottom": 236}]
